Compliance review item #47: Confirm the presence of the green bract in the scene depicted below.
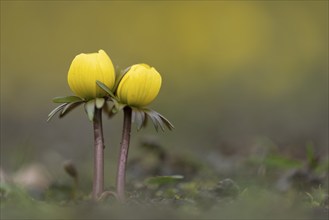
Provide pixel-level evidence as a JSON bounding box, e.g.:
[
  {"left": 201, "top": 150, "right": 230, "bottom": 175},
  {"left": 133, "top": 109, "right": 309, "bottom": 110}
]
[
  {"left": 96, "top": 80, "right": 174, "bottom": 131},
  {"left": 47, "top": 95, "right": 84, "bottom": 122}
]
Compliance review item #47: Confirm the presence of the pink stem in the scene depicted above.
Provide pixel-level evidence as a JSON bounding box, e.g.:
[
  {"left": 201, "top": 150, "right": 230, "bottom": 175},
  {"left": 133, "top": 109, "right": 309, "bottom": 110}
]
[{"left": 116, "top": 107, "right": 132, "bottom": 202}]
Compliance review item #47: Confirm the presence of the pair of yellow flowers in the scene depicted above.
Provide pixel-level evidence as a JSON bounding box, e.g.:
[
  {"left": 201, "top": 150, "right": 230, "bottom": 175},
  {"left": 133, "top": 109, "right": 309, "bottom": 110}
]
[
  {"left": 49, "top": 49, "right": 172, "bottom": 201},
  {"left": 67, "top": 49, "right": 162, "bottom": 107}
]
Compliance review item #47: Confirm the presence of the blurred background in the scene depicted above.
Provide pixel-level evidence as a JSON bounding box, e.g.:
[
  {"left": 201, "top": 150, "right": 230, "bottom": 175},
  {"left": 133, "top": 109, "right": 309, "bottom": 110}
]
[{"left": 1, "top": 1, "right": 328, "bottom": 191}]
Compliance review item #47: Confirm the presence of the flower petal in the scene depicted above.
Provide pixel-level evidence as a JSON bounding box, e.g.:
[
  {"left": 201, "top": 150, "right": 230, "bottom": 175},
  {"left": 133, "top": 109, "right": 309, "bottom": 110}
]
[
  {"left": 67, "top": 50, "right": 115, "bottom": 100},
  {"left": 117, "top": 64, "right": 161, "bottom": 107}
]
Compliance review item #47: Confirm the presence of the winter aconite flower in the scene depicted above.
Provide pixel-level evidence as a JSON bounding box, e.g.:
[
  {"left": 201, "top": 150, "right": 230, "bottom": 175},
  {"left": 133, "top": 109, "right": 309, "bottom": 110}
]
[
  {"left": 96, "top": 63, "right": 173, "bottom": 202},
  {"left": 116, "top": 64, "right": 161, "bottom": 107},
  {"left": 68, "top": 50, "right": 115, "bottom": 100},
  {"left": 48, "top": 49, "right": 116, "bottom": 201}
]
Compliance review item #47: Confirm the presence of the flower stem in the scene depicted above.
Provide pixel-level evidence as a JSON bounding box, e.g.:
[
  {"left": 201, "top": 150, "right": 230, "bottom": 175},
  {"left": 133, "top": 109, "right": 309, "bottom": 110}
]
[
  {"left": 116, "top": 106, "right": 132, "bottom": 202},
  {"left": 92, "top": 107, "right": 104, "bottom": 200}
]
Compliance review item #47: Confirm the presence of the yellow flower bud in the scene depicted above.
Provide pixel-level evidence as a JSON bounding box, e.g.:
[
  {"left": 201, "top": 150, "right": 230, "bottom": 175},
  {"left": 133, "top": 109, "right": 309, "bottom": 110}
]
[
  {"left": 67, "top": 50, "right": 115, "bottom": 100},
  {"left": 117, "top": 64, "right": 162, "bottom": 107}
]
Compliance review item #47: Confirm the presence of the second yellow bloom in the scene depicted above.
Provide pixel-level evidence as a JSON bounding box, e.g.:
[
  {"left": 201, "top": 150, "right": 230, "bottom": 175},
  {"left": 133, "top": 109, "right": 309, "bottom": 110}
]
[{"left": 117, "top": 64, "right": 162, "bottom": 107}]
